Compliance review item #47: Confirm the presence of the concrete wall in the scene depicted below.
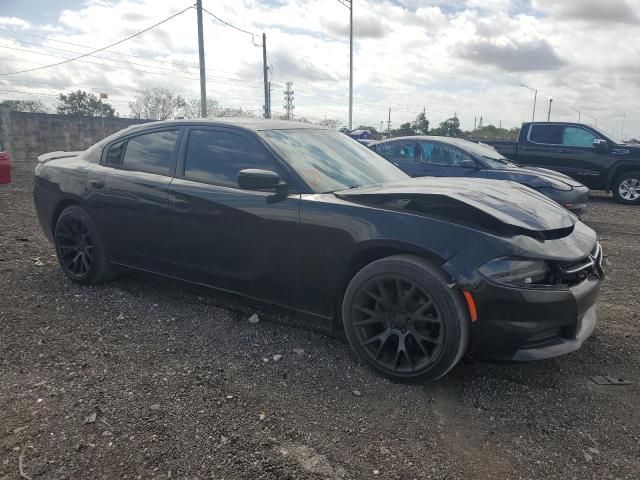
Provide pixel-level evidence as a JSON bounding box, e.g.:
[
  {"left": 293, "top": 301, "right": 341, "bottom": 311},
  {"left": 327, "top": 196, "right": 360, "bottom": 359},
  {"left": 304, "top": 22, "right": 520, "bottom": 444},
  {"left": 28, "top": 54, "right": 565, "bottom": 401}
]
[{"left": 0, "top": 106, "right": 150, "bottom": 164}]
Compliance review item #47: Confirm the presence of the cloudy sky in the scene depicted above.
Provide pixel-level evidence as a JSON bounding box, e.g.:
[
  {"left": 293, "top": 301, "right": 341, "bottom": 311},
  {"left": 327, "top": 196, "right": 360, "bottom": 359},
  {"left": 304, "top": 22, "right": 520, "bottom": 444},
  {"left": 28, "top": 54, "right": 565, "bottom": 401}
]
[{"left": 0, "top": 0, "right": 638, "bottom": 138}]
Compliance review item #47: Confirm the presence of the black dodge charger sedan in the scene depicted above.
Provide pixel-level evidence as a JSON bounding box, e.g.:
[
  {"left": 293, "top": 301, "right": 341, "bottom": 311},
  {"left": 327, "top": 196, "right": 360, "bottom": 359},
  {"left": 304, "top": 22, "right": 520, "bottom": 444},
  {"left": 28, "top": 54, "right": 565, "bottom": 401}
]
[
  {"left": 370, "top": 136, "right": 590, "bottom": 214},
  {"left": 34, "top": 120, "right": 604, "bottom": 383}
]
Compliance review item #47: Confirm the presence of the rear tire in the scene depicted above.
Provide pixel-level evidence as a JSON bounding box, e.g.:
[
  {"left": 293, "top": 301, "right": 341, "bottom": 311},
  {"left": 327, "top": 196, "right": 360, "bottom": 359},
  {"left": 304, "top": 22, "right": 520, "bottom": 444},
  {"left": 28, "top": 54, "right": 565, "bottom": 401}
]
[
  {"left": 613, "top": 171, "right": 640, "bottom": 205},
  {"left": 54, "top": 205, "right": 116, "bottom": 284},
  {"left": 342, "top": 255, "right": 470, "bottom": 384}
]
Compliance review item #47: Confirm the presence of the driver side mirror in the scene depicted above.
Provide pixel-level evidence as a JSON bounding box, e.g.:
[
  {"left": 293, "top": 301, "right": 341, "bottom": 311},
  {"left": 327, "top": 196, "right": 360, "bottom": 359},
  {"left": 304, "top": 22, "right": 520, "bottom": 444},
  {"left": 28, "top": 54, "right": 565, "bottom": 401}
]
[
  {"left": 593, "top": 139, "right": 608, "bottom": 151},
  {"left": 237, "top": 169, "right": 289, "bottom": 202},
  {"left": 238, "top": 169, "right": 282, "bottom": 190},
  {"left": 458, "top": 158, "right": 478, "bottom": 169}
]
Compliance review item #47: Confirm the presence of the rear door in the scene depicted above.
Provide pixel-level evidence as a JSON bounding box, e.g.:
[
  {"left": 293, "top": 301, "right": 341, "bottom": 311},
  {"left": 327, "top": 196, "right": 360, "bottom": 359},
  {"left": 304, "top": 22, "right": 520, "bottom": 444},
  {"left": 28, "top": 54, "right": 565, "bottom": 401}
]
[
  {"left": 167, "top": 127, "right": 300, "bottom": 307},
  {"left": 85, "top": 128, "right": 182, "bottom": 270},
  {"left": 418, "top": 140, "right": 481, "bottom": 178},
  {"left": 373, "top": 140, "right": 420, "bottom": 176}
]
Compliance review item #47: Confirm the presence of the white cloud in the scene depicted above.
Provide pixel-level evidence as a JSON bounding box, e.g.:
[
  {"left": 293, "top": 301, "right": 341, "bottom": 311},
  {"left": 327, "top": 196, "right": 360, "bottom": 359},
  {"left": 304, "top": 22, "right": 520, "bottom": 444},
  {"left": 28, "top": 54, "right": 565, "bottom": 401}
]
[{"left": 0, "top": 16, "right": 31, "bottom": 29}]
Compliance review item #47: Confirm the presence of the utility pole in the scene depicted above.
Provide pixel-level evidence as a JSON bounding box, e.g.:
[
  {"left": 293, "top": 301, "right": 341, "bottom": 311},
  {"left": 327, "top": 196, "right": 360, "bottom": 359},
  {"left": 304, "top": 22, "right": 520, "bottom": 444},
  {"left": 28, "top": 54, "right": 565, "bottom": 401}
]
[
  {"left": 387, "top": 108, "right": 391, "bottom": 138},
  {"left": 349, "top": 0, "right": 353, "bottom": 130},
  {"left": 284, "top": 82, "right": 295, "bottom": 120},
  {"left": 547, "top": 97, "right": 553, "bottom": 122},
  {"left": 196, "top": 0, "right": 207, "bottom": 117},
  {"left": 262, "top": 33, "right": 270, "bottom": 118},
  {"left": 621, "top": 113, "right": 626, "bottom": 140},
  {"left": 474, "top": 116, "right": 477, "bottom": 131}
]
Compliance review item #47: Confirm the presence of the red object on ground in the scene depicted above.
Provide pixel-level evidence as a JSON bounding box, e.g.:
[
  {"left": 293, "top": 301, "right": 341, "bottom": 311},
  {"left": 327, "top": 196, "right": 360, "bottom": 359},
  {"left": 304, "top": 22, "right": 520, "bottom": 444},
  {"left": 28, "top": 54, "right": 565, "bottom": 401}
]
[{"left": 0, "top": 148, "right": 10, "bottom": 184}]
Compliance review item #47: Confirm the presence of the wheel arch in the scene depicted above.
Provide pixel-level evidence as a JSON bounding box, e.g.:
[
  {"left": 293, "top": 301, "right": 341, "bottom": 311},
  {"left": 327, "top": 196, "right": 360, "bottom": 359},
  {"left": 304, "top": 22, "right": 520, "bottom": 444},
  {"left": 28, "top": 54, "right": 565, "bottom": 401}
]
[
  {"left": 51, "top": 198, "right": 82, "bottom": 237},
  {"left": 606, "top": 162, "right": 640, "bottom": 191},
  {"left": 332, "top": 240, "right": 446, "bottom": 334}
]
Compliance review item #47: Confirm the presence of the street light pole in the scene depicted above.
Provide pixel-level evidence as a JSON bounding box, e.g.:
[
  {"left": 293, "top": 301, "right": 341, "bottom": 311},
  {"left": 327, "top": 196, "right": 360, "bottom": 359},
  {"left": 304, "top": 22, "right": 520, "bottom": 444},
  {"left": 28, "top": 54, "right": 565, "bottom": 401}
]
[
  {"left": 348, "top": 0, "right": 353, "bottom": 130},
  {"left": 520, "top": 84, "right": 537, "bottom": 122},
  {"left": 570, "top": 107, "right": 581, "bottom": 123},
  {"left": 547, "top": 97, "right": 553, "bottom": 122}
]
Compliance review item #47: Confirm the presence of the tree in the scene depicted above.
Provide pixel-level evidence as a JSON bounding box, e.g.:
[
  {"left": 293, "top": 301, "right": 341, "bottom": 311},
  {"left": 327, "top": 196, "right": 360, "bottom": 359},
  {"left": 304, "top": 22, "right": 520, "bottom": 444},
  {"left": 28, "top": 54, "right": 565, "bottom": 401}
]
[
  {"left": 129, "top": 88, "right": 185, "bottom": 120},
  {"left": 181, "top": 98, "right": 219, "bottom": 119},
  {"left": 57, "top": 90, "right": 116, "bottom": 117},
  {"left": 465, "top": 124, "right": 519, "bottom": 140},
  {"left": 1, "top": 99, "right": 48, "bottom": 113},
  {"left": 317, "top": 118, "right": 341, "bottom": 130},
  {"left": 430, "top": 116, "right": 462, "bottom": 137},
  {"left": 413, "top": 111, "right": 429, "bottom": 134},
  {"left": 392, "top": 122, "right": 416, "bottom": 137}
]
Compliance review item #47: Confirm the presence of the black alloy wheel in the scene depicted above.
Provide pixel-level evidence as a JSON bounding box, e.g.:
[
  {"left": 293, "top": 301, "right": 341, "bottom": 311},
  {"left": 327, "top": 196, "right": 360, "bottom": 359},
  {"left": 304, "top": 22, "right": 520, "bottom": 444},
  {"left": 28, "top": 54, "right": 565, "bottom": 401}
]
[
  {"left": 56, "top": 215, "right": 94, "bottom": 278},
  {"left": 54, "top": 205, "right": 115, "bottom": 284},
  {"left": 342, "top": 255, "right": 470, "bottom": 384},
  {"left": 351, "top": 275, "right": 444, "bottom": 373}
]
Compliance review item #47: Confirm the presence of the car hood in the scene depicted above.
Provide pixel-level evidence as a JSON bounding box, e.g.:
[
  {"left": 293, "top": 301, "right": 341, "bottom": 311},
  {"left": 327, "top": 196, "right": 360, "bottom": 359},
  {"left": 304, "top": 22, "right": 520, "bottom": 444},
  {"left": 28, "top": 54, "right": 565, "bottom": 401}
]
[{"left": 335, "top": 177, "right": 576, "bottom": 236}]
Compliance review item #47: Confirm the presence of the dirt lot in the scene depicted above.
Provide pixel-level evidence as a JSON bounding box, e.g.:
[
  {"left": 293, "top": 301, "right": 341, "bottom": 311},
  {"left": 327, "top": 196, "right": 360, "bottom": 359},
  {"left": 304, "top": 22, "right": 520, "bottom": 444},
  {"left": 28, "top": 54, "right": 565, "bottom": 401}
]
[{"left": 1, "top": 165, "right": 639, "bottom": 480}]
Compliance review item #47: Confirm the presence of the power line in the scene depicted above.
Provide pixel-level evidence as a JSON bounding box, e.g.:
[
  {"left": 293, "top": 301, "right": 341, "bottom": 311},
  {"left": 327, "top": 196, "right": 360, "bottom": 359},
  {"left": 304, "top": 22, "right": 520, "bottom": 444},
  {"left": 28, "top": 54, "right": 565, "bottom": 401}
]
[
  {"left": 201, "top": 6, "right": 261, "bottom": 45},
  {"left": 0, "top": 27, "right": 249, "bottom": 78},
  {"left": 0, "top": 46, "right": 266, "bottom": 91},
  {"left": 0, "top": 42, "right": 263, "bottom": 86},
  {"left": 0, "top": 5, "right": 193, "bottom": 76}
]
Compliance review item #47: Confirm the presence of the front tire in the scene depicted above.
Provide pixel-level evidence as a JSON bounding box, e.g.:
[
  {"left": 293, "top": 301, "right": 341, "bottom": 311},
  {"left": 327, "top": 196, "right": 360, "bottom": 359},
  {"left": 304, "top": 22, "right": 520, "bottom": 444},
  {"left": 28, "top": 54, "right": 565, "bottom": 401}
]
[
  {"left": 613, "top": 171, "right": 640, "bottom": 205},
  {"left": 54, "top": 205, "right": 116, "bottom": 284},
  {"left": 342, "top": 255, "right": 470, "bottom": 384}
]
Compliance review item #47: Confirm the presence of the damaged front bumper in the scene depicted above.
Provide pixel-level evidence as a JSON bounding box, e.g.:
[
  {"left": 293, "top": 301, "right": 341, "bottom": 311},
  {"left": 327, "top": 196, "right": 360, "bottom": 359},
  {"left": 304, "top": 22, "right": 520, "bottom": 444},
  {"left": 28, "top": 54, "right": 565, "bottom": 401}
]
[{"left": 468, "top": 275, "right": 601, "bottom": 361}]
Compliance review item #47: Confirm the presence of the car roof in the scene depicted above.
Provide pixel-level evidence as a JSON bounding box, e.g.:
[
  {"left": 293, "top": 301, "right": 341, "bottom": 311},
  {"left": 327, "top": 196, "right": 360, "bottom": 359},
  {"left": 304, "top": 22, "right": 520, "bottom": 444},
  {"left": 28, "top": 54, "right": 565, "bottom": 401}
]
[{"left": 118, "top": 118, "right": 326, "bottom": 136}]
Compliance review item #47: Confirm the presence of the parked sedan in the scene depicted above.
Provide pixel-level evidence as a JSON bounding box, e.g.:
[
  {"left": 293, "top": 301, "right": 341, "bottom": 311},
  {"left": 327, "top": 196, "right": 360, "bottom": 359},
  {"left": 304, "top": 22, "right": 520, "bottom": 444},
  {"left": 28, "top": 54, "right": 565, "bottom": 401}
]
[
  {"left": 34, "top": 120, "right": 604, "bottom": 383},
  {"left": 370, "top": 136, "right": 590, "bottom": 214}
]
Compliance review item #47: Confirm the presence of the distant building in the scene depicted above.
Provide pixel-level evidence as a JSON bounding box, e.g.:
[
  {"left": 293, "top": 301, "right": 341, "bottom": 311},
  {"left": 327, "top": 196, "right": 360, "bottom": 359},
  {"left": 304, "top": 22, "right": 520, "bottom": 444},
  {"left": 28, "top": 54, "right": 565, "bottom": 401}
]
[{"left": 349, "top": 129, "right": 373, "bottom": 140}]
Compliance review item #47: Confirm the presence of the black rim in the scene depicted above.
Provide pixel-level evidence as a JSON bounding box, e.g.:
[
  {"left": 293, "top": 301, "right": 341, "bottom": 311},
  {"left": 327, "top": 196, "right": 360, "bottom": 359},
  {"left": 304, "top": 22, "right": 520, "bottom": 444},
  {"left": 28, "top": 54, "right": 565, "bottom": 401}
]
[
  {"left": 351, "top": 275, "right": 444, "bottom": 375},
  {"left": 55, "top": 215, "right": 94, "bottom": 278}
]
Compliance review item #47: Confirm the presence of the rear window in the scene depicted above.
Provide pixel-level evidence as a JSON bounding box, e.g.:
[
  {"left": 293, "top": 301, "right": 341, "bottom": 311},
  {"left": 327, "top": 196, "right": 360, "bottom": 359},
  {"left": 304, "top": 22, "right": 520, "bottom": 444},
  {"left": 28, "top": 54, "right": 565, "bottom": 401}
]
[
  {"left": 121, "top": 130, "right": 178, "bottom": 175},
  {"left": 104, "top": 140, "right": 126, "bottom": 165},
  {"left": 529, "top": 124, "right": 563, "bottom": 144}
]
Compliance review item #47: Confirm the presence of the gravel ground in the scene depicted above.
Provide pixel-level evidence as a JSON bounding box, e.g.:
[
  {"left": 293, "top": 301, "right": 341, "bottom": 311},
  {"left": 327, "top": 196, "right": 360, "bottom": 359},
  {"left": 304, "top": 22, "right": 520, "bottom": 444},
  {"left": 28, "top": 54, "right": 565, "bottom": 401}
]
[{"left": 1, "top": 165, "right": 639, "bottom": 479}]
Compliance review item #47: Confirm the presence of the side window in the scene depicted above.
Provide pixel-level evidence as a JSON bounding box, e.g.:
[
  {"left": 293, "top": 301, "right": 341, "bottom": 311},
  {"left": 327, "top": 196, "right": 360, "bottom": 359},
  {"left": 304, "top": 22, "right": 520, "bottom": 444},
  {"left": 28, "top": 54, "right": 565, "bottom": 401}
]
[
  {"left": 375, "top": 141, "right": 416, "bottom": 164},
  {"left": 562, "top": 127, "right": 597, "bottom": 147},
  {"left": 104, "top": 140, "right": 126, "bottom": 166},
  {"left": 426, "top": 143, "right": 474, "bottom": 167},
  {"left": 529, "top": 125, "right": 564, "bottom": 144},
  {"left": 184, "top": 129, "right": 280, "bottom": 188},
  {"left": 121, "top": 130, "right": 178, "bottom": 175}
]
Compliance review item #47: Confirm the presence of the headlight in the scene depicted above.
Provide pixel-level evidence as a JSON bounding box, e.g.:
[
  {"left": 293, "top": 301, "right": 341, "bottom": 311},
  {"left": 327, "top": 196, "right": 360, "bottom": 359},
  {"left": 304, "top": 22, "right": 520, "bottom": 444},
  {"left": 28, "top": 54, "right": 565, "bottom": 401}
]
[
  {"left": 526, "top": 176, "right": 572, "bottom": 192},
  {"left": 479, "top": 257, "right": 550, "bottom": 286}
]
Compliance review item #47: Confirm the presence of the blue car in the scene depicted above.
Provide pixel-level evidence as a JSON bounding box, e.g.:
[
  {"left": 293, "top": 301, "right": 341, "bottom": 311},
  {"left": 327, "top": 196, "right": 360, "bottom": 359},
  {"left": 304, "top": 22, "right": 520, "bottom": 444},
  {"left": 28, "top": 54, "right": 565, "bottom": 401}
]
[{"left": 370, "top": 136, "right": 590, "bottom": 214}]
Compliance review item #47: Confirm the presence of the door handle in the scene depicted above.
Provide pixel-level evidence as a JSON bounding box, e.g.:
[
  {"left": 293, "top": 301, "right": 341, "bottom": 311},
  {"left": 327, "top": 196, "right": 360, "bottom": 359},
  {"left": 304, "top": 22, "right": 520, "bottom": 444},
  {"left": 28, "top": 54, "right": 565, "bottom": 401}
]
[
  {"left": 90, "top": 179, "right": 105, "bottom": 188},
  {"left": 169, "top": 193, "right": 190, "bottom": 211}
]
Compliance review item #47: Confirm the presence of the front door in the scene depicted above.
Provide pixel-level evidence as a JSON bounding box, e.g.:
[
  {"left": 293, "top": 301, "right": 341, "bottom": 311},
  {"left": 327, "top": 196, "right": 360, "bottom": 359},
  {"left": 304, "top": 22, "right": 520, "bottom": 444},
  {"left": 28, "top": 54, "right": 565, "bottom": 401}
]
[
  {"left": 85, "top": 128, "right": 181, "bottom": 270},
  {"left": 167, "top": 127, "right": 300, "bottom": 308},
  {"left": 518, "top": 124, "right": 613, "bottom": 189},
  {"left": 373, "top": 140, "right": 420, "bottom": 176}
]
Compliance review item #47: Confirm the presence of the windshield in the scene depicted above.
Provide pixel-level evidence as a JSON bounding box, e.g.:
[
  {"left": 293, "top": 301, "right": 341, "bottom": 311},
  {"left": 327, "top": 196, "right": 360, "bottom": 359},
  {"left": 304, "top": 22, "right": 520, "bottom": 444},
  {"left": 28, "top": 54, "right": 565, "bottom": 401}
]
[
  {"left": 260, "top": 129, "right": 408, "bottom": 193},
  {"left": 459, "top": 141, "right": 517, "bottom": 168}
]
